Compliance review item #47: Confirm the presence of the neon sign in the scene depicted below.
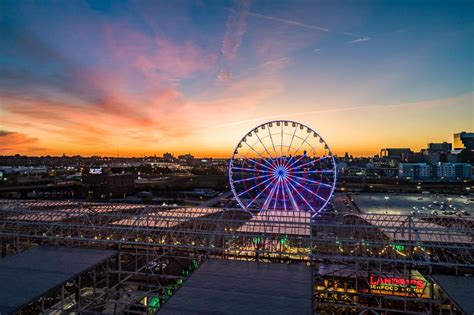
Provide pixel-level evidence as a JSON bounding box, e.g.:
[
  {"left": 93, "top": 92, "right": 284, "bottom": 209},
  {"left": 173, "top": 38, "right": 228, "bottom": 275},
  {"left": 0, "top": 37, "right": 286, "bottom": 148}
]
[{"left": 369, "top": 275, "right": 426, "bottom": 294}]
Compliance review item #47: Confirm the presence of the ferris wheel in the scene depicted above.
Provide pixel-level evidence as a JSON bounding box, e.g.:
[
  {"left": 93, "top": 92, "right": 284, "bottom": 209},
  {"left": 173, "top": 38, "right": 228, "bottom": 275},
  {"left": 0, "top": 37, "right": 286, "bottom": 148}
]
[{"left": 229, "top": 120, "right": 336, "bottom": 216}]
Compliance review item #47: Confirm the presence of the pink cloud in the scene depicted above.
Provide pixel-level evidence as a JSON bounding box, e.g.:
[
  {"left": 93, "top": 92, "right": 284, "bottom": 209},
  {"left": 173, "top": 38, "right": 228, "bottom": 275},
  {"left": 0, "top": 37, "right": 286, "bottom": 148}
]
[
  {"left": 0, "top": 131, "right": 42, "bottom": 153},
  {"left": 216, "top": 69, "right": 233, "bottom": 83}
]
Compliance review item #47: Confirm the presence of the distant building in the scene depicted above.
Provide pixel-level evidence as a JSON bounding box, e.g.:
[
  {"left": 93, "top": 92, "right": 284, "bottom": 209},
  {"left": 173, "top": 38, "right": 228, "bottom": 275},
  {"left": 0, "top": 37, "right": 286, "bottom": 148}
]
[
  {"left": 436, "top": 163, "right": 456, "bottom": 179},
  {"left": 436, "top": 163, "right": 472, "bottom": 180},
  {"left": 454, "top": 163, "right": 473, "bottom": 179},
  {"left": 163, "top": 152, "right": 174, "bottom": 161},
  {"left": 177, "top": 153, "right": 197, "bottom": 166},
  {"left": 178, "top": 153, "right": 194, "bottom": 160},
  {"left": 82, "top": 167, "right": 135, "bottom": 198},
  {"left": 399, "top": 162, "right": 472, "bottom": 181},
  {"left": 405, "top": 153, "right": 424, "bottom": 163},
  {"left": 399, "top": 163, "right": 431, "bottom": 180},
  {"left": 454, "top": 132, "right": 474, "bottom": 150},
  {"left": 427, "top": 142, "right": 452, "bottom": 153},
  {"left": 380, "top": 148, "right": 413, "bottom": 160}
]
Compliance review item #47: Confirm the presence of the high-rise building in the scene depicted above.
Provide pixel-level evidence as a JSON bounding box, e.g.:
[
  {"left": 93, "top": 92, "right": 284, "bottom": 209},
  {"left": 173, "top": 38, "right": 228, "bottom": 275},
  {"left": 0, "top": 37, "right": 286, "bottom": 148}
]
[{"left": 454, "top": 132, "right": 474, "bottom": 150}]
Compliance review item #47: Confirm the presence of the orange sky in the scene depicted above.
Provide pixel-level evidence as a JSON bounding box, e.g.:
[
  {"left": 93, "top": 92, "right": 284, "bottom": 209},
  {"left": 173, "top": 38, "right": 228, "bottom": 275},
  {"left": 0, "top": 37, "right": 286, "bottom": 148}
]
[{"left": 1, "top": 1, "right": 473, "bottom": 158}]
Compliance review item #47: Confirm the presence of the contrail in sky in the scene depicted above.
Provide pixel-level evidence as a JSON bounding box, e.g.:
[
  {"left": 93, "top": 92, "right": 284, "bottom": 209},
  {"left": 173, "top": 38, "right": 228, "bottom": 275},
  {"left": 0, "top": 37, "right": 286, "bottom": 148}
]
[{"left": 210, "top": 93, "right": 472, "bottom": 129}]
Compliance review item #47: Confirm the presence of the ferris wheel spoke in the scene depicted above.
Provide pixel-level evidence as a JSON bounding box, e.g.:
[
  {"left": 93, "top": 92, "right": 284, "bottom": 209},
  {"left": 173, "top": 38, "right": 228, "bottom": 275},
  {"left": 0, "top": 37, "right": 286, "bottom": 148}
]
[
  {"left": 237, "top": 176, "right": 274, "bottom": 197},
  {"left": 267, "top": 126, "right": 279, "bottom": 158},
  {"left": 262, "top": 179, "right": 279, "bottom": 210},
  {"left": 236, "top": 153, "right": 275, "bottom": 171},
  {"left": 280, "top": 154, "right": 295, "bottom": 169},
  {"left": 287, "top": 134, "right": 313, "bottom": 168},
  {"left": 291, "top": 156, "right": 327, "bottom": 171},
  {"left": 280, "top": 123, "right": 283, "bottom": 158},
  {"left": 289, "top": 169, "right": 333, "bottom": 174},
  {"left": 254, "top": 132, "right": 277, "bottom": 161},
  {"left": 273, "top": 178, "right": 281, "bottom": 210},
  {"left": 232, "top": 167, "right": 271, "bottom": 174},
  {"left": 242, "top": 140, "right": 275, "bottom": 168},
  {"left": 287, "top": 173, "right": 333, "bottom": 189},
  {"left": 245, "top": 176, "right": 278, "bottom": 208},
  {"left": 233, "top": 173, "right": 272, "bottom": 183},
  {"left": 286, "top": 180, "right": 316, "bottom": 213},
  {"left": 282, "top": 179, "right": 299, "bottom": 211},
  {"left": 287, "top": 176, "right": 327, "bottom": 202},
  {"left": 291, "top": 132, "right": 311, "bottom": 158},
  {"left": 288, "top": 154, "right": 305, "bottom": 169},
  {"left": 286, "top": 123, "right": 298, "bottom": 156}
]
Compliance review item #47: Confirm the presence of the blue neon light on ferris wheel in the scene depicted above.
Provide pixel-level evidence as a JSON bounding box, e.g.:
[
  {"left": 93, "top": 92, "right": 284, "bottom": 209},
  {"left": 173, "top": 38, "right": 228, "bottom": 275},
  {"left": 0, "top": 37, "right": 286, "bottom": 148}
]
[{"left": 229, "top": 120, "right": 337, "bottom": 216}]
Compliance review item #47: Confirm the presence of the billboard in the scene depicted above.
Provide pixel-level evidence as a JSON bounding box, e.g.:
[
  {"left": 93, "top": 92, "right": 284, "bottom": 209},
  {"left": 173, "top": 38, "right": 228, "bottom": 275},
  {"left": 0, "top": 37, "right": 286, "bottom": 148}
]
[{"left": 89, "top": 168, "right": 103, "bottom": 175}]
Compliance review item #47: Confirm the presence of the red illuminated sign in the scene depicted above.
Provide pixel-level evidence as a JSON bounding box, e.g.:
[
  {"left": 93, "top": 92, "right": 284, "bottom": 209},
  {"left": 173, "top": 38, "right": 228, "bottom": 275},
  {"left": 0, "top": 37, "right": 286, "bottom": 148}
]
[{"left": 369, "top": 275, "right": 426, "bottom": 294}]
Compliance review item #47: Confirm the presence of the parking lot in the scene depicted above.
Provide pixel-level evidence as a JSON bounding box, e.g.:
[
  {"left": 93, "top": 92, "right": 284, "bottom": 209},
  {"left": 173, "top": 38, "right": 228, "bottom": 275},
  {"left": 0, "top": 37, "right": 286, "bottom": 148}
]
[{"left": 351, "top": 193, "right": 473, "bottom": 217}]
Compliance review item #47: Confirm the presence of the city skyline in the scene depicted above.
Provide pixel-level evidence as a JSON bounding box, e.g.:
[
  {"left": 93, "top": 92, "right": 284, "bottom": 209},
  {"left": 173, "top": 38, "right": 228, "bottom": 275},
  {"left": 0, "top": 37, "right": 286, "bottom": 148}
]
[{"left": 1, "top": 1, "right": 473, "bottom": 157}]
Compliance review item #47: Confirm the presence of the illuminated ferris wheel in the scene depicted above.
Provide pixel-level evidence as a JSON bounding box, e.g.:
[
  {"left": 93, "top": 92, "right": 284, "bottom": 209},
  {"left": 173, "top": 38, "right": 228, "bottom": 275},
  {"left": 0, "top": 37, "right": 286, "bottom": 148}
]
[{"left": 229, "top": 120, "right": 336, "bottom": 216}]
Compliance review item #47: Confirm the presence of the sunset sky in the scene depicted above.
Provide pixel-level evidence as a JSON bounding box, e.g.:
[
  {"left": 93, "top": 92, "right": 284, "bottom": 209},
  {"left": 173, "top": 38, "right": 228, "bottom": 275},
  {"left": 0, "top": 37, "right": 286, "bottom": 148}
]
[{"left": 0, "top": 0, "right": 472, "bottom": 157}]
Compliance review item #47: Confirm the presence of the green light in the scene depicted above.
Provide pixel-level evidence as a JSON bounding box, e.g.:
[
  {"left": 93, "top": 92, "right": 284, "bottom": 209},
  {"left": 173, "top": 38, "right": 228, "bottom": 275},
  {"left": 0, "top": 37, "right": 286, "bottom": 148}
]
[
  {"left": 280, "top": 235, "right": 288, "bottom": 245},
  {"left": 148, "top": 296, "right": 160, "bottom": 309},
  {"left": 391, "top": 244, "right": 405, "bottom": 251},
  {"left": 253, "top": 236, "right": 261, "bottom": 244}
]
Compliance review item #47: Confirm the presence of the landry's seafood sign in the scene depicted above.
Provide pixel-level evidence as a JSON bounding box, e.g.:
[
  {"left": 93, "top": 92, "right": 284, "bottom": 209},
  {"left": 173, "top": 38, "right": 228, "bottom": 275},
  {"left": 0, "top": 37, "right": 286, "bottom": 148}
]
[{"left": 369, "top": 275, "right": 428, "bottom": 296}]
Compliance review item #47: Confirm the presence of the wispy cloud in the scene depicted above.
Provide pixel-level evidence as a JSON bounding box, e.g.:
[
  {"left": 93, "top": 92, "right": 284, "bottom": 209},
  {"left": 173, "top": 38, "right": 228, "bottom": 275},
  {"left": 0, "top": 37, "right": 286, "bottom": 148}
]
[
  {"left": 348, "top": 37, "right": 371, "bottom": 44},
  {"left": 262, "top": 57, "right": 290, "bottom": 69},
  {"left": 221, "top": 1, "right": 251, "bottom": 61},
  {"left": 218, "top": 0, "right": 251, "bottom": 82},
  {"left": 244, "top": 10, "right": 329, "bottom": 32},
  {"left": 313, "top": 48, "right": 321, "bottom": 52}
]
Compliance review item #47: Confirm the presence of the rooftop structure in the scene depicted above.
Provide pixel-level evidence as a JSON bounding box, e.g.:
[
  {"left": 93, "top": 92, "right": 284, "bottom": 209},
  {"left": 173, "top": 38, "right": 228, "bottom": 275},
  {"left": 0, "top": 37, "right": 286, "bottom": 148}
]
[
  {"left": 236, "top": 210, "right": 311, "bottom": 236},
  {"left": 159, "top": 259, "right": 313, "bottom": 315},
  {"left": 431, "top": 274, "right": 474, "bottom": 314},
  {"left": 0, "top": 245, "right": 116, "bottom": 314},
  {"left": 0, "top": 199, "right": 472, "bottom": 314}
]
